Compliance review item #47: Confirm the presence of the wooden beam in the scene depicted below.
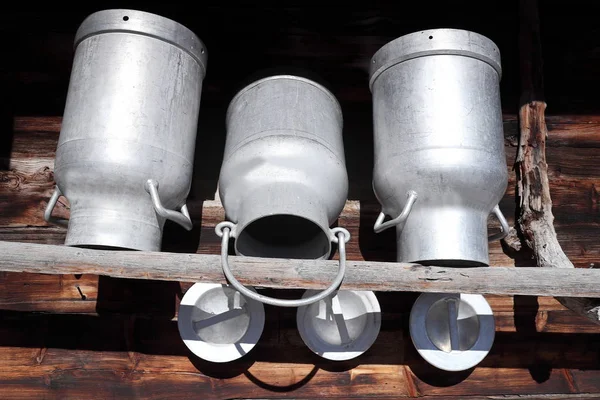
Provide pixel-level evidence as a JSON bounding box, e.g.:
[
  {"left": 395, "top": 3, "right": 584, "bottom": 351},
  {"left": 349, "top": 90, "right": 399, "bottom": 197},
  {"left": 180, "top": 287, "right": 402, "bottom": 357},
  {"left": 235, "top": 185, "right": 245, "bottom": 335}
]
[{"left": 1, "top": 240, "right": 600, "bottom": 298}]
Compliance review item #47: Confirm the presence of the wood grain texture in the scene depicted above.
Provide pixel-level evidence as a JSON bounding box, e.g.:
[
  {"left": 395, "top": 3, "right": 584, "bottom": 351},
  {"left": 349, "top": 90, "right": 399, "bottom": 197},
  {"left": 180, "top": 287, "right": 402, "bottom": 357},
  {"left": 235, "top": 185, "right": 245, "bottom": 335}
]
[
  {"left": 513, "top": 0, "right": 600, "bottom": 324},
  {"left": 0, "top": 269, "right": 574, "bottom": 315},
  {"left": 0, "top": 309, "right": 598, "bottom": 399},
  {"left": 1, "top": 240, "right": 600, "bottom": 298},
  {"left": 3, "top": 269, "right": 600, "bottom": 338}
]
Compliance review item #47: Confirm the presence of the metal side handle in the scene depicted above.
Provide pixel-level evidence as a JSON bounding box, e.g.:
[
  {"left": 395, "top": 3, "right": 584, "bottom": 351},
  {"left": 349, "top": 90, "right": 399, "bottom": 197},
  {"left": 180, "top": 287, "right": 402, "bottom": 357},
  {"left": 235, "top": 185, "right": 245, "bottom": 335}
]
[
  {"left": 488, "top": 204, "right": 509, "bottom": 242},
  {"left": 373, "top": 190, "right": 418, "bottom": 233},
  {"left": 44, "top": 186, "right": 69, "bottom": 227},
  {"left": 145, "top": 179, "right": 193, "bottom": 231},
  {"left": 215, "top": 221, "right": 349, "bottom": 308}
]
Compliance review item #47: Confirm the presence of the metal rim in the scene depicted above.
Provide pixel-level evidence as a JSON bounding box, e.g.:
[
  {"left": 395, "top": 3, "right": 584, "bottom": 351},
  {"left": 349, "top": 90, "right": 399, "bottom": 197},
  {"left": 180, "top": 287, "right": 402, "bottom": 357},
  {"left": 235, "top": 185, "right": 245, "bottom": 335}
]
[
  {"left": 296, "top": 290, "right": 381, "bottom": 361},
  {"left": 74, "top": 9, "right": 207, "bottom": 72},
  {"left": 178, "top": 283, "right": 265, "bottom": 363},
  {"left": 369, "top": 29, "right": 501, "bottom": 90},
  {"left": 409, "top": 293, "right": 495, "bottom": 372},
  {"left": 225, "top": 75, "right": 343, "bottom": 124}
]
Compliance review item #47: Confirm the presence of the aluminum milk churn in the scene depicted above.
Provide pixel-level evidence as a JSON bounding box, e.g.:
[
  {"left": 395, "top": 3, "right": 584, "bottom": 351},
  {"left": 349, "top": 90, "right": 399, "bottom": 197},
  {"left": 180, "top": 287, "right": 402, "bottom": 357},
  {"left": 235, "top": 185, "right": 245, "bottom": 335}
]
[
  {"left": 44, "top": 9, "right": 207, "bottom": 251},
  {"left": 370, "top": 28, "right": 509, "bottom": 372},
  {"left": 369, "top": 28, "right": 509, "bottom": 267},
  {"left": 215, "top": 75, "right": 351, "bottom": 308}
]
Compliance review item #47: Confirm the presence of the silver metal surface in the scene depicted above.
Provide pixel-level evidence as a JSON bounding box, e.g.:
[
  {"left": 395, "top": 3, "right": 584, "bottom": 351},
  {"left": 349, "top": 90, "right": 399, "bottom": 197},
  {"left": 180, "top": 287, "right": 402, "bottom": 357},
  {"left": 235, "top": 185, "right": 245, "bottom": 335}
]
[
  {"left": 410, "top": 293, "right": 495, "bottom": 371},
  {"left": 45, "top": 9, "right": 206, "bottom": 251},
  {"left": 217, "top": 223, "right": 350, "bottom": 308},
  {"left": 296, "top": 290, "right": 381, "bottom": 361},
  {"left": 178, "top": 283, "right": 265, "bottom": 363},
  {"left": 425, "top": 296, "right": 480, "bottom": 353},
  {"left": 218, "top": 75, "right": 349, "bottom": 260},
  {"left": 370, "top": 29, "right": 508, "bottom": 266}
]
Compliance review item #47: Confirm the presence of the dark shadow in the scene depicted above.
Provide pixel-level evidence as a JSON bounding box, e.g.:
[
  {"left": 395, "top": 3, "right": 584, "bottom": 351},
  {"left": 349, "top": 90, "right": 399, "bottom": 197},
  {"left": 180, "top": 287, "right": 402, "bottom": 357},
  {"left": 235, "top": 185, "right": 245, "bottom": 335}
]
[
  {"left": 1, "top": 310, "right": 600, "bottom": 370},
  {"left": 314, "top": 356, "right": 361, "bottom": 373},
  {"left": 418, "top": 259, "right": 487, "bottom": 268},
  {"left": 358, "top": 200, "right": 397, "bottom": 262},
  {"left": 95, "top": 276, "right": 181, "bottom": 320},
  {"left": 503, "top": 243, "right": 552, "bottom": 382},
  {"left": 189, "top": 105, "right": 224, "bottom": 204},
  {"left": 0, "top": 71, "right": 15, "bottom": 170},
  {"left": 243, "top": 365, "right": 319, "bottom": 393},
  {"left": 161, "top": 219, "right": 203, "bottom": 254},
  {"left": 237, "top": 215, "right": 329, "bottom": 260},
  {"left": 514, "top": 296, "right": 552, "bottom": 383},
  {"left": 188, "top": 353, "right": 255, "bottom": 379},
  {"left": 231, "top": 66, "right": 336, "bottom": 98}
]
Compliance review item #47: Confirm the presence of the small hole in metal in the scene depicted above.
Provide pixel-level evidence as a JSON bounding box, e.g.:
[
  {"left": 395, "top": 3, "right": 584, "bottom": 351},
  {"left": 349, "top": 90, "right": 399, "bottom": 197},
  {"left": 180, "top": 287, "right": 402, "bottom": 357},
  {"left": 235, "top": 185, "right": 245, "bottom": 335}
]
[
  {"left": 201, "top": 48, "right": 205, "bottom": 54},
  {"left": 429, "top": 35, "right": 433, "bottom": 39},
  {"left": 123, "top": 16, "right": 129, "bottom": 21}
]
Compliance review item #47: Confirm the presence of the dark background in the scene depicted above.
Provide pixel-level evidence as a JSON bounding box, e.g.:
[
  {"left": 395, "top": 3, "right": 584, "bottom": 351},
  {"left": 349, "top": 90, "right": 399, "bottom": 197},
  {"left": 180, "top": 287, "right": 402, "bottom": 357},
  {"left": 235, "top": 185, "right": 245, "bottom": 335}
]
[
  {"left": 1, "top": 1, "right": 599, "bottom": 116},
  {"left": 2, "top": 1, "right": 597, "bottom": 201}
]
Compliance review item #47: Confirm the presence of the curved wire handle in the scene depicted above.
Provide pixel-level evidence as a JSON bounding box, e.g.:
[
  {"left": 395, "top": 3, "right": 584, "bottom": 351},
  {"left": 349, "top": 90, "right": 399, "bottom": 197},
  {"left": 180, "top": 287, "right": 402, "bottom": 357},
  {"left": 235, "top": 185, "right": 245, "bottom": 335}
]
[
  {"left": 215, "top": 221, "right": 350, "bottom": 308},
  {"left": 145, "top": 179, "right": 193, "bottom": 231},
  {"left": 373, "top": 190, "right": 418, "bottom": 233},
  {"left": 488, "top": 204, "right": 509, "bottom": 242},
  {"left": 44, "top": 186, "right": 69, "bottom": 227}
]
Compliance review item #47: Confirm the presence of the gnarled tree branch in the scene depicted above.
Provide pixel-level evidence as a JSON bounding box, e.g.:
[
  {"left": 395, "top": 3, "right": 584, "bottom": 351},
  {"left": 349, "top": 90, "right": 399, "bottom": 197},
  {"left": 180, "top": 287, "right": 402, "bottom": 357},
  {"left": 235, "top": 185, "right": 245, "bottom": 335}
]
[
  {"left": 515, "top": 0, "right": 600, "bottom": 324},
  {"left": 516, "top": 102, "right": 600, "bottom": 323}
]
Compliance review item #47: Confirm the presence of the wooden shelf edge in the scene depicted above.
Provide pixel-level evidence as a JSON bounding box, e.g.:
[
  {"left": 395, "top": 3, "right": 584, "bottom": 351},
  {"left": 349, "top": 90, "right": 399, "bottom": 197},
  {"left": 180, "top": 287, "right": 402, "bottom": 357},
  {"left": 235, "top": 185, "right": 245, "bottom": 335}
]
[{"left": 0, "top": 240, "right": 599, "bottom": 298}]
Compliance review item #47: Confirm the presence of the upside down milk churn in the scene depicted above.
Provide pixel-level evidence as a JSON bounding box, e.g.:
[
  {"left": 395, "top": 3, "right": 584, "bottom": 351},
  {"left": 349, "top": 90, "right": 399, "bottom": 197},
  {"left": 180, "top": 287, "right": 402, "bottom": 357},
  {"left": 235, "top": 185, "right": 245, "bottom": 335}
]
[
  {"left": 370, "top": 28, "right": 509, "bottom": 267},
  {"left": 369, "top": 29, "right": 509, "bottom": 371},
  {"left": 44, "top": 9, "right": 207, "bottom": 251}
]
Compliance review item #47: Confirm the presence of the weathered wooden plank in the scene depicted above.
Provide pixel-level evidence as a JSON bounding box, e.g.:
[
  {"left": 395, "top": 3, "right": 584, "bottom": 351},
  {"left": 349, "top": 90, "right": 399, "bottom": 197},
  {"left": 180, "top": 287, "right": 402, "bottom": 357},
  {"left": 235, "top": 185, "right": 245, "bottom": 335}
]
[
  {"left": 0, "top": 347, "right": 595, "bottom": 399},
  {"left": 494, "top": 311, "right": 600, "bottom": 334},
  {"left": 0, "top": 270, "right": 574, "bottom": 315},
  {"left": 421, "top": 395, "right": 600, "bottom": 399},
  {"left": 568, "top": 370, "right": 600, "bottom": 394},
  {"left": 0, "top": 310, "right": 412, "bottom": 398},
  {"left": 0, "top": 367, "right": 411, "bottom": 400},
  {"left": 1, "top": 240, "right": 600, "bottom": 297},
  {"left": 1, "top": 310, "right": 599, "bottom": 399},
  {"left": 411, "top": 368, "right": 577, "bottom": 397},
  {"left": 2, "top": 268, "right": 599, "bottom": 337},
  {"left": 0, "top": 272, "right": 98, "bottom": 314}
]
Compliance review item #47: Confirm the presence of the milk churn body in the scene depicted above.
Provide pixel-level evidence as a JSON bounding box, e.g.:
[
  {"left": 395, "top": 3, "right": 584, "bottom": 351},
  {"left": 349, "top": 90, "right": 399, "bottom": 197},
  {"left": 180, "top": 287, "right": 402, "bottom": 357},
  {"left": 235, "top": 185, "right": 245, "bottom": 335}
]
[
  {"left": 370, "top": 29, "right": 508, "bottom": 266},
  {"left": 51, "top": 10, "right": 207, "bottom": 251},
  {"left": 219, "top": 75, "right": 348, "bottom": 260}
]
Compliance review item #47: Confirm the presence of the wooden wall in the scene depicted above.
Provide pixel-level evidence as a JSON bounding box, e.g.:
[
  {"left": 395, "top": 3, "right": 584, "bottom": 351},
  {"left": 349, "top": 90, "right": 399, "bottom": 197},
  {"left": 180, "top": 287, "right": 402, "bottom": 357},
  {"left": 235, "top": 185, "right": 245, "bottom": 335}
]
[{"left": 1, "top": 2, "right": 600, "bottom": 398}]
